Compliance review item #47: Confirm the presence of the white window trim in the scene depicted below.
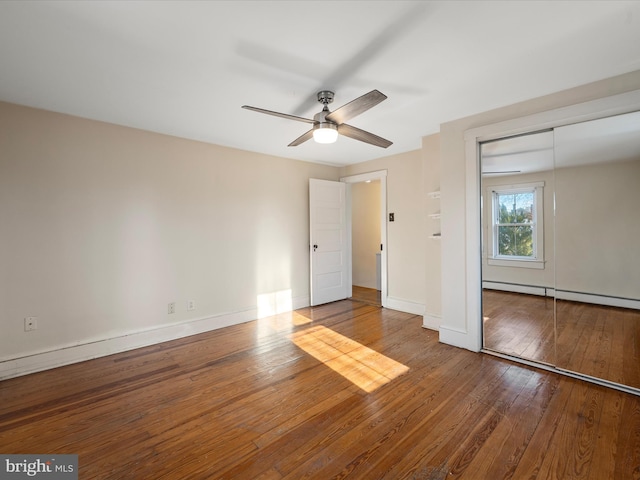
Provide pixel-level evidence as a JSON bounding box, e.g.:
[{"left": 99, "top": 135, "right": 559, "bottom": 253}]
[{"left": 487, "top": 181, "right": 544, "bottom": 269}]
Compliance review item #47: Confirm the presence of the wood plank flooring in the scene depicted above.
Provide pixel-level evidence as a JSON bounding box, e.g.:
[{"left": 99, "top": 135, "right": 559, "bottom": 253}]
[
  {"left": 350, "top": 285, "right": 381, "bottom": 306},
  {"left": 483, "top": 289, "right": 640, "bottom": 389},
  {"left": 556, "top": 299, "right": 640, "bottom": 389},
  {"left": 2, "top": 299, "right": 640, "bottom": 479},
  {"left": 482, "top": 289, "right": 555, "bottom": 364}
]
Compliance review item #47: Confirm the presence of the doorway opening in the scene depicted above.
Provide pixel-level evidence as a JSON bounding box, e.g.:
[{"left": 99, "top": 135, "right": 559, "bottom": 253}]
[{"left": 341, "top": 170, "right": 387, "bottom": 308}]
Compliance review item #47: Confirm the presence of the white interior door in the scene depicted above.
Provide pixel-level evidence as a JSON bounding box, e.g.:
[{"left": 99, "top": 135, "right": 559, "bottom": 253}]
[{"left": 309, "top": 178, "right": 348, "bottom": 306}]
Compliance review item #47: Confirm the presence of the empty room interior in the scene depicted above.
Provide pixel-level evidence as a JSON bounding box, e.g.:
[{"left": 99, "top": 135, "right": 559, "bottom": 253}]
[{"left": 1, "top": 2, "right": 640, "bottom": 479}]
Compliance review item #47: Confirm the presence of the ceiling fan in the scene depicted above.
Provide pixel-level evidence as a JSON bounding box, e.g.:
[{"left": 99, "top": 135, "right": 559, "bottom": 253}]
[{"left": 242, "top": 90, "right": 393, "bottom": 148}]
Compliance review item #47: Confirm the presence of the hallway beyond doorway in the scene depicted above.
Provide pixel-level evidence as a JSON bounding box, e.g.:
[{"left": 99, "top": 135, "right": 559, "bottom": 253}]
[{"left": 350, "top": 285, "right": 381, "bottom": 306}]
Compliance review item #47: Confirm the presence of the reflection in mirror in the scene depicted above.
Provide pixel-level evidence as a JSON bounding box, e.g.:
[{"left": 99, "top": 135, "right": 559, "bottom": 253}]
[
  {"left": 480, "top": 131, "right": 555, "bottom": 365},
  {"left": 554, "top": 111, "right": 640, "bottom": 388}
]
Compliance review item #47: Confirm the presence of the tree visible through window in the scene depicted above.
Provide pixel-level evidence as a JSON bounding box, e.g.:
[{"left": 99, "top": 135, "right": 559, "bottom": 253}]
[
  {"left": 496, "top": 191, "right": 534, "bottom": 257},
  {"left": 489, "top": 183, "right": 543, "bottom": 265}
]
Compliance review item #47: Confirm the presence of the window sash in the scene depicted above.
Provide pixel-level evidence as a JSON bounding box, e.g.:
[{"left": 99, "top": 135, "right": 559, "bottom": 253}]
[{"left": 490, "top": 183, "right": 543, "bottom": 263}]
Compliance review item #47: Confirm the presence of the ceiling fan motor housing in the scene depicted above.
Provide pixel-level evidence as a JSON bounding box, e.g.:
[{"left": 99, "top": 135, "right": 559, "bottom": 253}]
[
  {"left": 313, "top": 109, "right": 337, "bottom": 130},
  {"left": 315, "top": 91, "right": 337, "bottom": 131},
  {"left": 312, "top": 101, "right": 338, "bottom": 143}
]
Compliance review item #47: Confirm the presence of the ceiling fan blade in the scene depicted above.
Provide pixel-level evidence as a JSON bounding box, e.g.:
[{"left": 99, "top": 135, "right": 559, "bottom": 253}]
[
  {"left": 242, "top": 105, "right": 316, "bottom": 124},
  {"left": 288, "top": 129, "right": 314, "bottom": 147},
  {"left": 338, "top": 124, "right": 393, "bottom": 148},
  {"left": 325, "top": 90, "right": 387, "bottom": 124}
]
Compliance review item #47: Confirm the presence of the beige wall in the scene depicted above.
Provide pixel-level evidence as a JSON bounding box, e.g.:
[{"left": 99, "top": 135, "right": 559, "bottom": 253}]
[
  {"left": 556, "top": 158, "right": 640, "bottom": 299},
  {"left": 422, "top": 133, "right": 441, "bottom": 325},
  {"left": 351, "top": 181, "right": 381, "bottom": 289},
  {"left": 342, "top": 149, "right": 426, "bottom": 308},
  {"left": 439, "top": 69, "right": 640, "bottom": 350},
  {"left": 0, "top": 101, "right": 339, "bottom": 361}
]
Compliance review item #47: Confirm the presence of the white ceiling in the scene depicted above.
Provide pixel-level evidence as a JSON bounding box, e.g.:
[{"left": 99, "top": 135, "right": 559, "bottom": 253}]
[
  {"left": 481, "top": 131, "right": 554, "bottom": 176},
  {"left": 1, "top": 1, "right": 639, "bottom": 166},
  {"left": 555, "top": 110, "right": 640, "bottom": 168}
]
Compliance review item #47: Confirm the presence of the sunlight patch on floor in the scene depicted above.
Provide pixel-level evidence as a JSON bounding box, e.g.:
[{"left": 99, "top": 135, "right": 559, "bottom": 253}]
[
  {"left": 263, "top": 311, "right": 313, "bottom": 331},
  {"left": 256, "top": 309, "right": 313, "bottom": 339},
  {"left": 290, "top": 325, "right": 409, "bottom": 393}
]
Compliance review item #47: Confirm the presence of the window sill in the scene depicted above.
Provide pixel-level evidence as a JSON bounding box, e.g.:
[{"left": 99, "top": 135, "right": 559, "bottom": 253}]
[{"left": 488, "top": 258, "right": 545, "bottom": 269}]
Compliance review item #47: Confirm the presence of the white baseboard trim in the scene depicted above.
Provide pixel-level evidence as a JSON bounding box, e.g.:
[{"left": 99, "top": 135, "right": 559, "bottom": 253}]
[
  {"left": 438, "top": 325, "right": 473, "bottom": 351},
  {"left": 555, "top": 290, "right": 640, "bottom": 311},
  {"left": 385, "top": 296, "right": 425, "bottom": 316},
  {"left": 483, "top": 281, "right": 639, "bottom": 310},
  {"left": 482, "top": 281, "right": 552, "bottom": 297},
  {"left": 422, "top": 313, "right": 441, "bottom": 331},
  {"left": 0, "top": 295, "right": 310, "bottom": 381}
]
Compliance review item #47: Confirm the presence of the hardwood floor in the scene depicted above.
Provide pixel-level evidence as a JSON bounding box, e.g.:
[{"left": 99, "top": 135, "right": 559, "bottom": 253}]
[
  {"left": 482, "top": 290, "right": 555, "bottom": 364},
  {"left": 2, "top": 300, "right": 640, "bottom": 479},
  {"left": 483, "top": 289, "right": 640, "bottom": 389},
  {"left": 350, "top": 285, "right": 381, "bottom": 306},
  {"left": 556, "top": 299, "right": 640, "bottom": 389}
]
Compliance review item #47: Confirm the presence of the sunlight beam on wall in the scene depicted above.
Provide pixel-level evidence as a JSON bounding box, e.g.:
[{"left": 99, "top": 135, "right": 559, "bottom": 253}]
[
  {"left": 256, "top": 291, "right": 311, "bottom": 339},
  {"left": 257, "top": 289, "right": 293, "bottom": 319}
]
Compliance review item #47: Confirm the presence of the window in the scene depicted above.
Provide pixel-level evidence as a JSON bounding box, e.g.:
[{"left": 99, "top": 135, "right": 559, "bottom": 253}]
[
  {"left": 488, "top": 182, "right": 544, "bottom": 269},
  {"left": 495, "top": 189, "right": 534, "bottom": 258}
]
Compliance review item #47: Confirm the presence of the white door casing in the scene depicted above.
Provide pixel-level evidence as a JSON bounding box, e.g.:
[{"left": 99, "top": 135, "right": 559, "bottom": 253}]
[
  {"left": 309, "top": 179, "right": 348, "bottom": 306},
  {"left": 340, "top": 170, "right": 388, "bottom": 308}
]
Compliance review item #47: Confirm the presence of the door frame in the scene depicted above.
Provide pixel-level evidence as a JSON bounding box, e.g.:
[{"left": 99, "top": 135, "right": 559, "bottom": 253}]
[
  {"left": 340, "top": 170, "right": 388, "bottom": 308},
  {"left": 459, "top": 88, "right": 640, "bottom": 354}
]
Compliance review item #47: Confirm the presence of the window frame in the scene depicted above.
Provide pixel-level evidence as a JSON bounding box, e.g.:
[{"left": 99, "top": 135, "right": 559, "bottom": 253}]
[{"left": 487, "top": 181, "right": 545, "bottom": 269}]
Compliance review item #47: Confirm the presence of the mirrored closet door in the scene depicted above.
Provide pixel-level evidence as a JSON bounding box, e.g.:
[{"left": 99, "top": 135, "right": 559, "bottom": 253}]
[
  {"left": 554, "top": 112, "right": 640, "bottom": 388},
  {"left": 481, "top": 110, "right": 640, "bottom": 391},
  {"left": 480, "top": 130, "right": 556, "bottom": 366}
]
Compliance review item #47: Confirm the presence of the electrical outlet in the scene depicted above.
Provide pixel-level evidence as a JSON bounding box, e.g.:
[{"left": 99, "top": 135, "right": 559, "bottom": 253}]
[
  {"left": 168, "top": 302, "right": 176, "bottom": 314},
  {"left": 24, "top": 317, "right": 37, "bottom": 332},
  {"left": 187, "top": 300, "right": 196, "bottom": 311}
]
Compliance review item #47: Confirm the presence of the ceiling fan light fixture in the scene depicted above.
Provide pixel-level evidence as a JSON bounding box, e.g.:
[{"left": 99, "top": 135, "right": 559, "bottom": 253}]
[
  {"left": 243, "top": 89, "right": 392, "bottom": 148},
  {"left": 313, "top": 123, "right": 338, "bottom": 144}
]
